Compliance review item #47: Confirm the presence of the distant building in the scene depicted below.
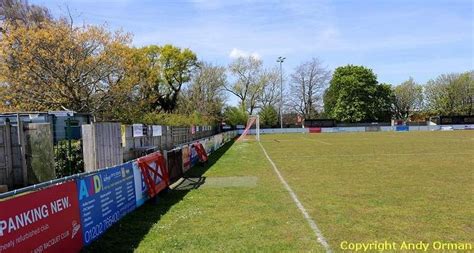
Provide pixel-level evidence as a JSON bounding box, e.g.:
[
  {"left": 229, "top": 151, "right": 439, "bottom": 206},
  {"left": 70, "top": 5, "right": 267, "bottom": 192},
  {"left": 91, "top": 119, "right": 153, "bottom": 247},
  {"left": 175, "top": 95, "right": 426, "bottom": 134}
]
[{"left": 0, "top": 111, "right": 93, "bottom": 143}]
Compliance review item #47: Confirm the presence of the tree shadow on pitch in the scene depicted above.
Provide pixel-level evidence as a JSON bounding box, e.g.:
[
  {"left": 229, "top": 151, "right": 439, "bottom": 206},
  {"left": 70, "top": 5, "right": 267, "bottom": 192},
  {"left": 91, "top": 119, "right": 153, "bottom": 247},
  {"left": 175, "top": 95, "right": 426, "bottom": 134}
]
[{"left": 82, "top": 139, "right": 235, "bottom": 253}]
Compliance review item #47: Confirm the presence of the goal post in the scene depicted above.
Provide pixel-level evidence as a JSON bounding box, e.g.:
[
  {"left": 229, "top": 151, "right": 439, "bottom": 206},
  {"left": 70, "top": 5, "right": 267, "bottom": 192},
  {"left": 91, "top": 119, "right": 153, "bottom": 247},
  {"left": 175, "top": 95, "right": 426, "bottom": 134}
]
[{"left": 237, "top": 115, "right": 260, "bottom": 142}]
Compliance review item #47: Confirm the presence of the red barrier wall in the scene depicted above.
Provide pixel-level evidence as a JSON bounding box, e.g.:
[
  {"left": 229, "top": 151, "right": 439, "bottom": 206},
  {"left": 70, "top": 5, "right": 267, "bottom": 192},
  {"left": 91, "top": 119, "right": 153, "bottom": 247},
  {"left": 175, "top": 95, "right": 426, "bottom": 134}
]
[
  {"left": 0, "top": 181, "right": 83, "bottom": 253},
  {"left": 309, "top": 127, "right": 322, "bottom": 133}
]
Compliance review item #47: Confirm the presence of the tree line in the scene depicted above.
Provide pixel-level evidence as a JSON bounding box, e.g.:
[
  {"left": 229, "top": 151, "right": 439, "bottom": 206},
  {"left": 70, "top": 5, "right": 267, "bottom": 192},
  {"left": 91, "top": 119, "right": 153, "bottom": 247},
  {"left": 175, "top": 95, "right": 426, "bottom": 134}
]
[
  {"left": 224, "top": 56, "right": 472, "bottom": 126},
  {"left": 325, "top": 66, "right": 472, "bottom": 123},
  {"left": 0, "top": 0, "right": 472, "bottom": 126}
]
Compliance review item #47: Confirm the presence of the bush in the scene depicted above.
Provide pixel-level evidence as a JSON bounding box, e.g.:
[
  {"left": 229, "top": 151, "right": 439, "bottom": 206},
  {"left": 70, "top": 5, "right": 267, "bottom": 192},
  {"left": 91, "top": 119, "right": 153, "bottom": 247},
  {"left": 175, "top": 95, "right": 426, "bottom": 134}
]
[
  {"left": 141, "top": 112, "right": 216, "bottom": 126},
  {"left": 259, "top": 106, "right": 278, "bottom": 127},
  {"left": 54, "top": 140, "right": 84, "bottom": 177},
  {"left": 223, "top": 106, "right": 248, "bottom": 126}
]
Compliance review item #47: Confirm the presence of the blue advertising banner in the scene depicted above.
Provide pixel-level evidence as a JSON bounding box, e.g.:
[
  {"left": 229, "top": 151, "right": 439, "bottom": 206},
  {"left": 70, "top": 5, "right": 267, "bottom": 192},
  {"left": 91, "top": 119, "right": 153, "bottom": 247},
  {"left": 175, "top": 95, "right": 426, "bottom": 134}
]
[
  {"left": 76, "top": 162, "right": 136, "bottom": 245},
  {"left": 396, "top": 126, "right": 409, "bottom": 131},
  {"left": 132, "top": 161, "right": 148, "bottom": 207},
  {"left": 190, "top": 144, "right": 199, "bottom": 166},
  {"left": 133, "top": 159, "right": 165, "bottom": 207}
]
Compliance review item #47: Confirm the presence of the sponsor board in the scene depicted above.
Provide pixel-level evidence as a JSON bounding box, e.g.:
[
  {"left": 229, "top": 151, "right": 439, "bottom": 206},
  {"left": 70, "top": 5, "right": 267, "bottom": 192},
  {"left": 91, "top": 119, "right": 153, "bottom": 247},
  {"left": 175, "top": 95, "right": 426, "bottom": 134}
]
[
  {"left": 309, "top": 127, "right": 322, "bottom": 133},
  {"left": 152, "top": 125, "right": 162, "bottom": 136},
  {"left": 464, "top": 125, "right": 474, "bottom": 130},
  {"left": 213, "top": 134, "right": 223, "bottom": 150},
  {"left": 182, "top": 145, "right": 191, "bottom": 173},
  {"left": 133, "top": 161, "right": 150, "bottom": 207},
  {"left": 0, "top": 181, "right": 83, "bottom": 253},
  {"left": 76, "top": 163, "right": 136, "bottom": 245},
  {"left": 167, "top": 149, "right": 184, "bottom": 184},
  {"left": 396, "top": 126, "right": 409, "bottom": 132},
  {"left": 190, "top": 144, "right": 199, "bottom": 166},
  {"left": 133, "top": 154, "right": 166, "bottom": 206},
  {"left": 206, "top": 138, "right": 214, "bottom": 154},
  {"left": 132, "top": 124, "right": 144, "bottom": 137},
  {"left": 365, "top": 126, "right": 381, "bottom": 132}
]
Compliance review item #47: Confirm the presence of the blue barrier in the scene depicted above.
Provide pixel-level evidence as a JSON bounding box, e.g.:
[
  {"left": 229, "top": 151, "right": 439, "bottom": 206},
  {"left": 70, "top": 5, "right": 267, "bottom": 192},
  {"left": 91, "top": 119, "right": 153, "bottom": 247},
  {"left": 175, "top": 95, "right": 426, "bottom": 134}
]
[
  {"left": 396, "top": 126, "right": 409, "bottom": 131},
  {"left": 240, "top": 125, "right": 474, "bottom": 134}
]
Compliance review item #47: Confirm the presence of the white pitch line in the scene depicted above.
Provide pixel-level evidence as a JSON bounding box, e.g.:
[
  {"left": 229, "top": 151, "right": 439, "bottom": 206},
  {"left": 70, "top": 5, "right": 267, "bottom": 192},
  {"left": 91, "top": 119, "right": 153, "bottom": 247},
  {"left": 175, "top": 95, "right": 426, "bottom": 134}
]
[
  {"left": 300, "top": 136, "right": 333, "bottom": 145},
  {"left": 263, "top": 152, "right": 474, "bottom": 160},
  {"left": 316, "top": 140, "right": 332, "bottom": 145},
  {"left": 258, "top": 142, "right": 332, "bottom": 253}
]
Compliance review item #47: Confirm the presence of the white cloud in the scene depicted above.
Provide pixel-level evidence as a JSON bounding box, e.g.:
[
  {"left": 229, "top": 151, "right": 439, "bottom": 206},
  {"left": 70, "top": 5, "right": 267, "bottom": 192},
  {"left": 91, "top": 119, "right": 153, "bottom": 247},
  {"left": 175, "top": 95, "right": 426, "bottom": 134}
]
[
  {"left": 228, "top": 48, "right": 261, "bottom": 59},
  {"left": 319, "top": 27, "right": 340, "bottom": 41},
  {"left": 188, "top": 0, "right": 223, "bottom": 10}
]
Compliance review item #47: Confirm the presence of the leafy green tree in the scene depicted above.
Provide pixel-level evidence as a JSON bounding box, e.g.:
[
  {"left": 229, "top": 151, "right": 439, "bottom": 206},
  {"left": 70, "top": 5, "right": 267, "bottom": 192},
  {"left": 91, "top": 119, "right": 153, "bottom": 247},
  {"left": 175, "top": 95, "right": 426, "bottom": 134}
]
[
  {"left": 373, "top": 83, "right": 394, "bottom": 122},
  {"left": 0, "top": 18, "right": 132, "bottom": 114},
  {"left": 223, "top": 106, "right": 248, "bottom": 126},
  {"left": 392, "top": 77, "right": 423, "bottom": 121},
  {"left": 178, "top": 62, "right": 227, "bottom": 121},
  {"left": 137, "top": 45, "right": 198, "bottom": 113},
  {"left": 425, "top": 71, "right": 473, "bottom": 116},
  {"left": 259, "top": 105, "right": 278, "bottom": 127},
  {"left": 324, "top": 65, "right": 393, "bottom": 122},
  {"left": 226, "top": 56, "right": 266, "bottom": 114}
]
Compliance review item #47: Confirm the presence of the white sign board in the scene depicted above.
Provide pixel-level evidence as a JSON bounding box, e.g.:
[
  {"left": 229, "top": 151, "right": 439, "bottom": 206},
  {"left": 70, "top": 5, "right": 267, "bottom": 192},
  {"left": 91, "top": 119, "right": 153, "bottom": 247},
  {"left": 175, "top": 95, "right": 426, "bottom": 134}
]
[
  {"left": 152, "top": 125, "right": 162, "bottom": 136},
  {"left": 133, "top": 124, "right": 144, "bottom": 137},
  {"left": 48, "top": 110, "right": 74, "bottom": 117}
]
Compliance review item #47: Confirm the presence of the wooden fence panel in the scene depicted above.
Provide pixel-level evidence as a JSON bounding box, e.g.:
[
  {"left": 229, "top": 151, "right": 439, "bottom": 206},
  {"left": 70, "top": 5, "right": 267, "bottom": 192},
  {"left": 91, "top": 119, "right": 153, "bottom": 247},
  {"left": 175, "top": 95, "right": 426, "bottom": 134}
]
[
  {"left": 82, "top": 122, "right": 123, "bottom": 172},
  {"left": 0, "top": 122, "right": 28, "bottom": 189},
  {"left": 24, "top": 123, "right": 56, "bottom": 184},
  {"left": 0, "top": 125, "right": 10, "bottom": 187}
]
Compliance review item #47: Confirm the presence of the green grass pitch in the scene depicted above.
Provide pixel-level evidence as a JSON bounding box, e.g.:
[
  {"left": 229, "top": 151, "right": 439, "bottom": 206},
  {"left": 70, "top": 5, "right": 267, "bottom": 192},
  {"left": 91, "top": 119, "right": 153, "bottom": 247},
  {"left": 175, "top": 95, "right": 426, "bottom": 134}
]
[{"left": 84, "top": 131, "right": 473, "bottom": 252}]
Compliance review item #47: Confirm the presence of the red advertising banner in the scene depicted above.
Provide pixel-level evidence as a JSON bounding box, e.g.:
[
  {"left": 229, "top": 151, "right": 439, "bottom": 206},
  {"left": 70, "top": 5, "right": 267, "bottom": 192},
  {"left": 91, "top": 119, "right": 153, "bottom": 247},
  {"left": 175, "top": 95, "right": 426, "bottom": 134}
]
[
  {"left": 0, "top": 181, "right": 83, "bottom": 253},
  {"left": 137, "top": 152, "right": 169, "bottom": 199},
  {"left": 309, "top": 127, "right": 322, "bottom": 133}
]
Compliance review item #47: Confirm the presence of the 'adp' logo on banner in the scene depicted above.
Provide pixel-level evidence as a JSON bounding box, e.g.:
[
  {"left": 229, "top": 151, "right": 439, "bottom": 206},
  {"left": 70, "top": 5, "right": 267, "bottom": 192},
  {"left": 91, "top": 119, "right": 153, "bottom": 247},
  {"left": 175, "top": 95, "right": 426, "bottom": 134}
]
[{"left": 78, "top": 175, "right": 102, "bottom": 200}]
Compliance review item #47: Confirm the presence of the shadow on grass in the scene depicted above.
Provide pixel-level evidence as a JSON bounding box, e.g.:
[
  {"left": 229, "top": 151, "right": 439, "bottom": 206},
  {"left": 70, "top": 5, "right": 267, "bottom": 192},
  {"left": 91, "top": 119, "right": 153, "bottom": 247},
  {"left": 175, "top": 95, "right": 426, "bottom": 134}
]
[{"left": 82, "top": 139, "right": 235, "bottom": 253}]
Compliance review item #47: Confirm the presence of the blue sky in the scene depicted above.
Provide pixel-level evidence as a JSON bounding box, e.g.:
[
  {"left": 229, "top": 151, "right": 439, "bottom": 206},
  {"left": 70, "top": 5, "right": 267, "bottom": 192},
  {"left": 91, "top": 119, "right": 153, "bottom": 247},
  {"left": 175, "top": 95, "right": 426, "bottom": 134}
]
[{"left": 32, "top": 0, "right": 473, "bottom": 87}]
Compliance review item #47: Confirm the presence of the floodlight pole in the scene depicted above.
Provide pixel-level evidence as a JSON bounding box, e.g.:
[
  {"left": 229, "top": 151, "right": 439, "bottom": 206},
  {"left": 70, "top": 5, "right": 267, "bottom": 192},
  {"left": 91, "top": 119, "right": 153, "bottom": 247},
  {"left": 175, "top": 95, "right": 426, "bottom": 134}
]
[{"left": 277, "top": 56, "right": 285, "bottom": 129}]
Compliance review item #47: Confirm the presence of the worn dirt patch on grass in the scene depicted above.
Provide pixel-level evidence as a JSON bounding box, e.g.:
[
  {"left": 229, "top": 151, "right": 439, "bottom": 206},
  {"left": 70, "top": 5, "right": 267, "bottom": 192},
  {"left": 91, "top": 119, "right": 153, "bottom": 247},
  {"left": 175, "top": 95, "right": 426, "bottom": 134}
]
[{"left": 172, "top": 176, "right": 258, "bottom": 190}]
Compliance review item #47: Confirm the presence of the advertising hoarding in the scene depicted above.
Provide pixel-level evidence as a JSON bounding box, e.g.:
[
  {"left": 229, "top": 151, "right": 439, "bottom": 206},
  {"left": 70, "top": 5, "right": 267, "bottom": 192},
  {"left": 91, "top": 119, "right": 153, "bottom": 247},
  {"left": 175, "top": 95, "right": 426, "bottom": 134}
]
[
  {"left": 76, "top": 163, "right": 136, "bottom": 245},
  {"left": 0, "top": 181, "right": 83, "bottom": 253}
]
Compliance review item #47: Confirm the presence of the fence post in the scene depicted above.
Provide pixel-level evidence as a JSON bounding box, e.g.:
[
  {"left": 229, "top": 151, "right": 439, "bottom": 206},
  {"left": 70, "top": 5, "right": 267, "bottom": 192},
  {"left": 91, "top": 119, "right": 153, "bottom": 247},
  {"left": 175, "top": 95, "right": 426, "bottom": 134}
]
[
  {"left": 160, "top": 126, "right": 166, "bottom": 151},
  {"left": 167, "top": 126, "right": 173, "bottom": 149},
  {"left": 65, "top": 117, "right": 72, "bottom": 175},
  {"left": 5, "top": 120, "right": 13, "bottom": 187},
  {"left": 17, "top": 117, "right": 28, "bottom": 186}
]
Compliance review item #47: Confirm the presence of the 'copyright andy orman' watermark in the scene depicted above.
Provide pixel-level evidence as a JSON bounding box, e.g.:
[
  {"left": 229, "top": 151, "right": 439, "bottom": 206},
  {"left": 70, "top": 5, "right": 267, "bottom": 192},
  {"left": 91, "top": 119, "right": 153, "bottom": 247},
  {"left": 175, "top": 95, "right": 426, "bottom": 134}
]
[{"left": 340, "top": 241, "right": 472, "bottom": 252}]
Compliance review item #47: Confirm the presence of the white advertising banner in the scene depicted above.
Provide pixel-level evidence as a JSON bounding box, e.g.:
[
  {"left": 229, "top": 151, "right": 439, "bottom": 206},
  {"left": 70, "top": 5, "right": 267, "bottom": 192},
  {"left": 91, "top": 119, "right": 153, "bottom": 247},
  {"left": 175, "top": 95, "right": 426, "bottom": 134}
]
[
  {"left": 152, "top": 125, "right": 162, "bottom": 136},
  {"left": 133, "top": 124, "right": 144, "bottom": 137}
]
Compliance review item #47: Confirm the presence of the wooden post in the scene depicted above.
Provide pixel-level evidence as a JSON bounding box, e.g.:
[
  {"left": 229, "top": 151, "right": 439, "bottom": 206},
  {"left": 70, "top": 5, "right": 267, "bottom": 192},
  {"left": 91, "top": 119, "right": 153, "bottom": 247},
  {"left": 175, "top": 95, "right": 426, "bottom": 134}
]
[
  {"left": 4, "top": 120, "right": 14, "bottom": 187},
  {"left": 17, "top": 117, "right": 28, "bottom": 186},
  {"left": 160, "top": 126, "right": 166, "bottom": 151},
  {"left": 82, "top": 124, "right": 95, "bottom": 172}
]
